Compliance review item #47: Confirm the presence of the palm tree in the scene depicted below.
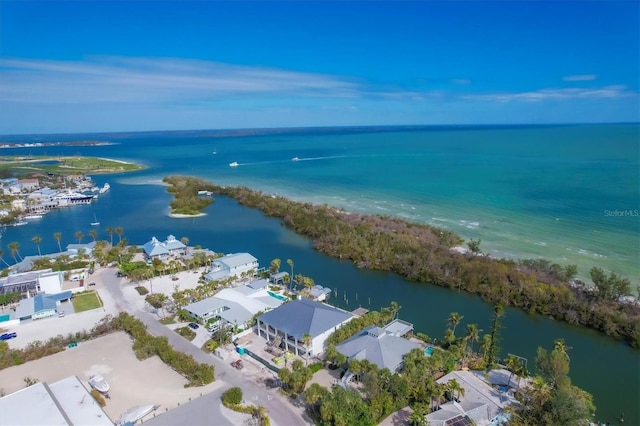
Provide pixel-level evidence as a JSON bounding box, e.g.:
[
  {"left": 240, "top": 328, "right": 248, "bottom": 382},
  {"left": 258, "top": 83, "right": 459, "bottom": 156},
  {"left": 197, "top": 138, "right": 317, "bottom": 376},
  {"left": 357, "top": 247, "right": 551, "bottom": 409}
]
[
  {"left": 106, "top": 226, "right": 114, "bottom": 246},
  {"left": 446, "top": 378, "right": 465, "bottom": 402},
  {"left": 181, "top": 236, "right": 189, "bottom": 246},
  {"left": 75, "top": 231, "right": 83, "bottom": 243},
  {"left": 8, "top": 241, "right": 21, "bottom": 264},
  {"left": 0, "top": 249, "right": 11, "bottom": 267},
  {"left": 286, "top": 258, "right": 294, "bottom": 289},
  {"left": 390, "top": 300, "right": 402, "bottom": 320},
  {"left": 506, "top": 354, "right": 522, "bottom": 388},
  {"left": 115, "top": 227, "right": 123, "bottom": 243},
  {"left": 89, "top": 229, "right": 98, "bottom": 242},
  {"left": 32, "top": 236, "right": 42, "bottom": 256},
  {"left": 465, "top": 323, "right": 481, "bottom": 353},
  {"left": 448, "top": 312, "right": 464, "bottom": 336},
  {"left": 553, "top": 338, "right": 571, "bottom": 361},
  {"left": 54, "top": 232, "right": 62, "bottom": 252},
  {"left": 302, "top": 333, "right": 312, "bottom": 365}
]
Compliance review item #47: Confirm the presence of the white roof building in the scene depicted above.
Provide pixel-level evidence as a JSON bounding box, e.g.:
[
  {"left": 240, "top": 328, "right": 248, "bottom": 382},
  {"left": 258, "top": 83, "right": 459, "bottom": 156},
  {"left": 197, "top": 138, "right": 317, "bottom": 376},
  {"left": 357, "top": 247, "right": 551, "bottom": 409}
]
[
  {"left": 0, "top": 376, "right": 113, "bottom": 425},
  {"left": 204, "top": 253, "right": 258, "bottom": 282}
]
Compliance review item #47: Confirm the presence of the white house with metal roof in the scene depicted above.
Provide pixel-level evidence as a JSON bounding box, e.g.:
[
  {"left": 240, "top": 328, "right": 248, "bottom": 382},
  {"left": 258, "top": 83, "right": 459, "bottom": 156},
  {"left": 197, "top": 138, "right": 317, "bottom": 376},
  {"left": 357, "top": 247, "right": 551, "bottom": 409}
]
[
  {"left": 184, "top": 279, "right": 282, "bottom": 330},
  {"left": 335, "top": 319, "right": 421, "bottom": 372},
  {"left": 0, "top": 269, "right": 63, "bottom": 297},
  {"left": 257, "top": 298, "right": 354, "bottom": 357},
  {"left": 0, "top": 376, "right": 113, "bottom": 425},
  {"left": 204, "top": 252, "right": 258, "bottom": 282}
]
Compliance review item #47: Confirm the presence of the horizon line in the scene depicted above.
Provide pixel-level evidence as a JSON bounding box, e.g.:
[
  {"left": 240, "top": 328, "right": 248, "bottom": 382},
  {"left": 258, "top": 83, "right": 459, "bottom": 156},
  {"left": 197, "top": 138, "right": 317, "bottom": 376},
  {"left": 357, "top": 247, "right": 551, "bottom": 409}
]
[{"left": 1, "top": 121, "right": 638, "bottom": 139}]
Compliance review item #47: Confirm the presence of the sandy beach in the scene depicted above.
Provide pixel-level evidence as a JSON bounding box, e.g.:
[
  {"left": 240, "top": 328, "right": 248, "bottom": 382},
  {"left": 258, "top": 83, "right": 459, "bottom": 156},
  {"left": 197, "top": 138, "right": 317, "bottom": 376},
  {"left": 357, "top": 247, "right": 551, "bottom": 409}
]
[
  {"left": 168, "top": 212, "right": 207, "bottom": 218},
  {"left": 0, "top": 332, "right": 221, "bottom": 423}
]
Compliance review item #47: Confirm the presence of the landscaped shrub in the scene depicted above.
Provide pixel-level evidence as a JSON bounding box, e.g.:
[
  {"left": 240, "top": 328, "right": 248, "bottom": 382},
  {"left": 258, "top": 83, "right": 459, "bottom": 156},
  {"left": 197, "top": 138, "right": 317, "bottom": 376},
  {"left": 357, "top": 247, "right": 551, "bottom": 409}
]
[
  {"left": 90, "top": 389, "right": 106, "bottom": 407},
  {"left": 135, "top": 286, "right": 149, "bottom": 295},
  {"left": 223, "top": 386, "right": 243, "bottom": 406}
]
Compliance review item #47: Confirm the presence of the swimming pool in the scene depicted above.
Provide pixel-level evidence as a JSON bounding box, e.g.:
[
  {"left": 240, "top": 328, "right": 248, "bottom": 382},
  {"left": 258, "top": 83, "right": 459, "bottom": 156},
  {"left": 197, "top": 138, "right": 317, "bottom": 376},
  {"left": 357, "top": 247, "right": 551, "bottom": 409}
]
[
  {"left": 424, "top": 346, "right": 434, "bottom": 356},
  {"left": 267, "top": 291, "right": 288, "bottom": 301}
]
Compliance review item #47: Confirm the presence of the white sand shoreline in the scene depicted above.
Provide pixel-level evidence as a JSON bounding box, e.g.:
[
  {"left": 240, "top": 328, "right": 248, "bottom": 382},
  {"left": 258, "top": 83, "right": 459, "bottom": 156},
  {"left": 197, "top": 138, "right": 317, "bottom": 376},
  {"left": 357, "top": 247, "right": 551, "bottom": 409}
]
[{"left": 169, "top": 212, "right": 207, "bottom": 218}]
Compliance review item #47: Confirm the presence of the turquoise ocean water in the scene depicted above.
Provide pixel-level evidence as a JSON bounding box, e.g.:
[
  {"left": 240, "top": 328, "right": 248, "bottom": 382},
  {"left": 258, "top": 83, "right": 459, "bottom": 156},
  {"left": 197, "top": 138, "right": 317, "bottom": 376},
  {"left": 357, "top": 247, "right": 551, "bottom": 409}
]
[
  {"left": 1, "top": 124, "right": 639, "bottom": 423},
  {"left": 76, "top": 123, "right": 636, "bottom": 284}
]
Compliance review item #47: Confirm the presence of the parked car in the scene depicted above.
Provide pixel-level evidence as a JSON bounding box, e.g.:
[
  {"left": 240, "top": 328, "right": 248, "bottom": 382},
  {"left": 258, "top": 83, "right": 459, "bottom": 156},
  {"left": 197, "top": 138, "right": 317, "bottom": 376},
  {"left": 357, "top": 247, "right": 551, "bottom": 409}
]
[
  {"left": 188, "top": 322, "right": 199, "bottom": 330},
  {"left": 88, "top": 282, "right": 96, "bottom": 287},
  {"left": 0, "top": 332, "right": 17, "bottom": 341},
  {"left": 58, "top": 311, "right": 65, "bottom": 317}
]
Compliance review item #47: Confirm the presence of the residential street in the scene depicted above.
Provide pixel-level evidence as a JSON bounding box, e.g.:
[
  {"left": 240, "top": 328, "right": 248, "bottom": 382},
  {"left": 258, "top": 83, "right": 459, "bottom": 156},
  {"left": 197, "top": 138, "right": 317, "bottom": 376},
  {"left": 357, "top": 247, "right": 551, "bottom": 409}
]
[{"left": 99, "top": 268, "right": 311, "bottom": 426}]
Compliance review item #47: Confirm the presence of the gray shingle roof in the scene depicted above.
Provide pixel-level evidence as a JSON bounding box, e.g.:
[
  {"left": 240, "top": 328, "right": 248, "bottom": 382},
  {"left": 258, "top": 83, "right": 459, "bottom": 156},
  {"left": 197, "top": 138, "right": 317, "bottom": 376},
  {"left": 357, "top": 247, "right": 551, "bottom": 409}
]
[
  {"left": 336, "top": 325, "right": 421, "bottom": 372},
  {"left": 258, "top": 298, "right": 353, "bottom": 340},
  {"left": 216, "top": 253, "right": 257, "bottom": 269}
]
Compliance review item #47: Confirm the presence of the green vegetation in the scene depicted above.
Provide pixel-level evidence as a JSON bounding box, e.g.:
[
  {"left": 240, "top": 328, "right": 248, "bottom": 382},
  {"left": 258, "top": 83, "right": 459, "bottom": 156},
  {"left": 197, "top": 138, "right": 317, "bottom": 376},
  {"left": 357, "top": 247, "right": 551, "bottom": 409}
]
[
  {"left": 509, "top": 339, "right": 595, "bottom": 425},
  {"left": 175, "top": 326, "right": 196, "bottom": 341},
  {"left": 222, "top": 387, "right": 271, "bottom": 426},
  {"left": 163, "top": 175, "right": 217, "bottom": 215},
  {"left": 71, "top": 291, "right": 102, "bottom": 312},
  {"left": 0, "top": 292, "right": 21, "bottom": 306},
  {"left": 277, "top": 359, "right": 314, "bottom": 396},
  {"left": 0, "top": 156, "right": 143, "bottom": 175},
  {"left": 197, "top": 179, "right": 639, "bottom": 347}
]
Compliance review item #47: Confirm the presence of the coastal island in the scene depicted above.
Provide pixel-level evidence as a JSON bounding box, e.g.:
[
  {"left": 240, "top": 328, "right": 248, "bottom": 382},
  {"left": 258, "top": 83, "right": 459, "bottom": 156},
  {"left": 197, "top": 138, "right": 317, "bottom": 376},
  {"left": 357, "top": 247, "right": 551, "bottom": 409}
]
[
  {"left": 0, "top": 155, "right": 144, "bottom": 175},
  {"left": 163, "top": 175, "right": 639, "bottom": 348},
  {"left": 163, "top": 175, "right": 217, "bottom": 217}
]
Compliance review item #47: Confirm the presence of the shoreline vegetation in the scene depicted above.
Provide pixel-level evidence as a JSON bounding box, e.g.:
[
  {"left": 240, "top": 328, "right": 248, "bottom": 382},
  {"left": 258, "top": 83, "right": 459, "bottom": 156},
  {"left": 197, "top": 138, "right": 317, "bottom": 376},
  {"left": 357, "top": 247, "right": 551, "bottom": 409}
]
[
  {"left": 0, "top": 155, "right": 144, "bottom": 175},
  {"left": 162, "top": 175, "right": 639, "bottom": 348}
]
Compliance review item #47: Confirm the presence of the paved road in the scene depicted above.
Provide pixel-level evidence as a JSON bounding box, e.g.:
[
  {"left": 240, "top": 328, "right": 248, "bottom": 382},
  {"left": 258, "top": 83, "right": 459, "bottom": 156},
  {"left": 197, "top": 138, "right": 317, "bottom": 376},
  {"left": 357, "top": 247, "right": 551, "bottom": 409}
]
[{"left": 100, "top": 269, "right": 310, "bottom": 426}]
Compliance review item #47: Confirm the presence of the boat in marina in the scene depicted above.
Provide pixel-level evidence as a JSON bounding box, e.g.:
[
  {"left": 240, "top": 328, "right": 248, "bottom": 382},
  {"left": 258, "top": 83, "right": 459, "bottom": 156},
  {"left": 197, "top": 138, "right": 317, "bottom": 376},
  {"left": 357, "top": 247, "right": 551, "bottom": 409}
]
[
  {"left": 12, "top": 221, "right": 28, "bottom": 227},
  {"left": 99, "top": 183, "right": 110, "bottom": 194},
  {"left": 88, "top": 374, "right": 110, "bottom": 394},
  {"left": 23, "top": 214, "right": 43, "bottom": 220},
  {"left": 229, "top": 162, "right": 239, "bottom": 167}
]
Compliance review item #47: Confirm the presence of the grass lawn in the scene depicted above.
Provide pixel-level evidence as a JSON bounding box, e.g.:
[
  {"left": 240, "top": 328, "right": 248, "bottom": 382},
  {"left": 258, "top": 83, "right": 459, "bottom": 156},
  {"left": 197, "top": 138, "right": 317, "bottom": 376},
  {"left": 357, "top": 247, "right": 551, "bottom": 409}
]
[{"left": 72, "top": 292, "right": 102, "bottom": 312}]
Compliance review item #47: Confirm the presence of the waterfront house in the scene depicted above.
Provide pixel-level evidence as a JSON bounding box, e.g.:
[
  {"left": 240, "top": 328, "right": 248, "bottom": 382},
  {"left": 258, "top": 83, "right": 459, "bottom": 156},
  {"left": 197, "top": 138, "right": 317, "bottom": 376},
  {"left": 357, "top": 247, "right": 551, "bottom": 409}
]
[
  {"left": 335, "top": 319, "right": 421, "bottom": 372},
  {"left": 257, "top": 298, "right": 354, "bottom": 357},
  {"left": 66, "top": 241, "right": 96, "bottom": 258},
  {"left": 183, "top": 279, "right": 283, "bottom": 330},
  {"left": 204, "top": 252, "right": 258, "bottom": 282},
  {"left": 142, "top": 235, "right": 187, "bottom": 261},
  {"left": 425, "top": 370, "right": 514, "bottom": 426},
  {"left": 17, "top": 178, "right": 39, "bottom": 191}
]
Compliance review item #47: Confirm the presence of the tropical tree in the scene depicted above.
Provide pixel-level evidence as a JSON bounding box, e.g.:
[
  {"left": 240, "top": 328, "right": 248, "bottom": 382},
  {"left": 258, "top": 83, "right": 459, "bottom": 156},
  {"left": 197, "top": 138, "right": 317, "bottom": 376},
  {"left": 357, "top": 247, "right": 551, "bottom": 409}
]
[
  {"left": 75, "top": 231, "right": 83, "bottom": 243},
  {"left": 89, "top": 229, "right": 98, "bottom": 242},
  {"left": 286, "top": 258, "right": 294, "bottom": 287},
  {"left": 505, "top": 354, "right": 525, "bottom": 388},
  {"left": 464, "top": 323, "right": 481, "bottom": 353},
  {"left": 390, "top": 300, "right": 401, "bottom": 320},
  {"left": 106, "top": 226, "right": 114, "bottom": 246},
  {"left": 446, "top": 378, "right": 465, "bottom": 401},
  {"left": 484, "top": 303, "right": 504, "bottom": 371},
  {"left": 54, "top": 232, "right": 62, "bottom": 252},
  {"left": 270, "top": 258, "right": 281, "bottom": 274},
  {"left": 467, "top": 238, "right": 482, "bottom": 255},
  {"left": 0, "top": 249, "right": 11, "bottom": 267},
  {"left": 32, "top": 236, "right": 42, "bottom": 256},
  {"left": 115, "top": 227, "right": 124, "bottom": 243},
  {"left": 181, "top": 236, "right": 189, "bottom": 247},
  {"left": 447, "top": 312, "right": 464, "bottom": 336},
  {"left": 8, "top": 241, "right": 21, "bottom": 263},
  {"left": 302, "top": 333, "right": 312, "bottom": 365}
]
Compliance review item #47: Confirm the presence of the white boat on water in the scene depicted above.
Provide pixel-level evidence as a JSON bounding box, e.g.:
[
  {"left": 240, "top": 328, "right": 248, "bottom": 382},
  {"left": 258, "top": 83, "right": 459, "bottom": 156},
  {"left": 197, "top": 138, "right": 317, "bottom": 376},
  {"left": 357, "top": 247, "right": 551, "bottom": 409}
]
[
  {"left": 23, "top": 214, "right": 43, "bottom": 220},
  {"left": 99, "top": 183, "right": 110, "bottom": 194},
  {"left": 12, "top": 221, "right": 28, "bottom": 227},
  {"left": 292, "top": 157, "right": 300, "bottom": 161},
  {"left": 117, "top": 404, "right": 160, "bottom": 425},
  {"left": 90, "top": 214, "right": 100, "bottom": 226},
  {"left": 229, "top": 162, "right": 239, "bottom": 167},
  {"left": 88, "top": 374, "right": 110, "bottom": 394}
]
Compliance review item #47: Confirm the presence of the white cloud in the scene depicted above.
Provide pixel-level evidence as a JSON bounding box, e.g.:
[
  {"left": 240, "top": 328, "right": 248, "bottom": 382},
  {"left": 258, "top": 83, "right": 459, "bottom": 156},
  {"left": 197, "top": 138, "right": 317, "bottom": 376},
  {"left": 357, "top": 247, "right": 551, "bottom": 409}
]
[
  {"left": 0, "top": 56, "right": 361, "bottom": 104},
  {"left": 562, "top": 74, "right": 597, "bottom": 82},
  {"left": 462, "top": 86, "right": 636, "bottom": 103}
]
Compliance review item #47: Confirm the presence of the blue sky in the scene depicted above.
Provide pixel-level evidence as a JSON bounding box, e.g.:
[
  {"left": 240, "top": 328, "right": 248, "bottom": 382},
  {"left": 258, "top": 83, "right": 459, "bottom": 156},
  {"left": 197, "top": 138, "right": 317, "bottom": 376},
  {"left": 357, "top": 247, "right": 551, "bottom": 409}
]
[{"left": 0, "top": 1, "right": 638, "bottom": 134}]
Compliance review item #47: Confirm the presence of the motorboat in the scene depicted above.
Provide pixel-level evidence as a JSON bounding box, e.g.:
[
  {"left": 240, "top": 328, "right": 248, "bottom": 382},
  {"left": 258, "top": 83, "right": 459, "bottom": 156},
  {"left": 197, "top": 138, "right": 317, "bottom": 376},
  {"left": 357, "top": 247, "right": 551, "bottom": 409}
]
[
  {"left": 117, "top": 404, "right": 160, "bottom": 425},
  {"left": 88, "top": 374, "right": 110, "bottom": 394},
  {"left": 292, "top": 157, "right": 300, "bottom": 161},
  {"left": 99, "top": 183, "right": 110, "bottom": 194},
  {"left": 229, "top": 162, "right": 239, "bottom": 167},
  {"left": 23, "top": 214, "right": 43, "bottom": 220}
]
